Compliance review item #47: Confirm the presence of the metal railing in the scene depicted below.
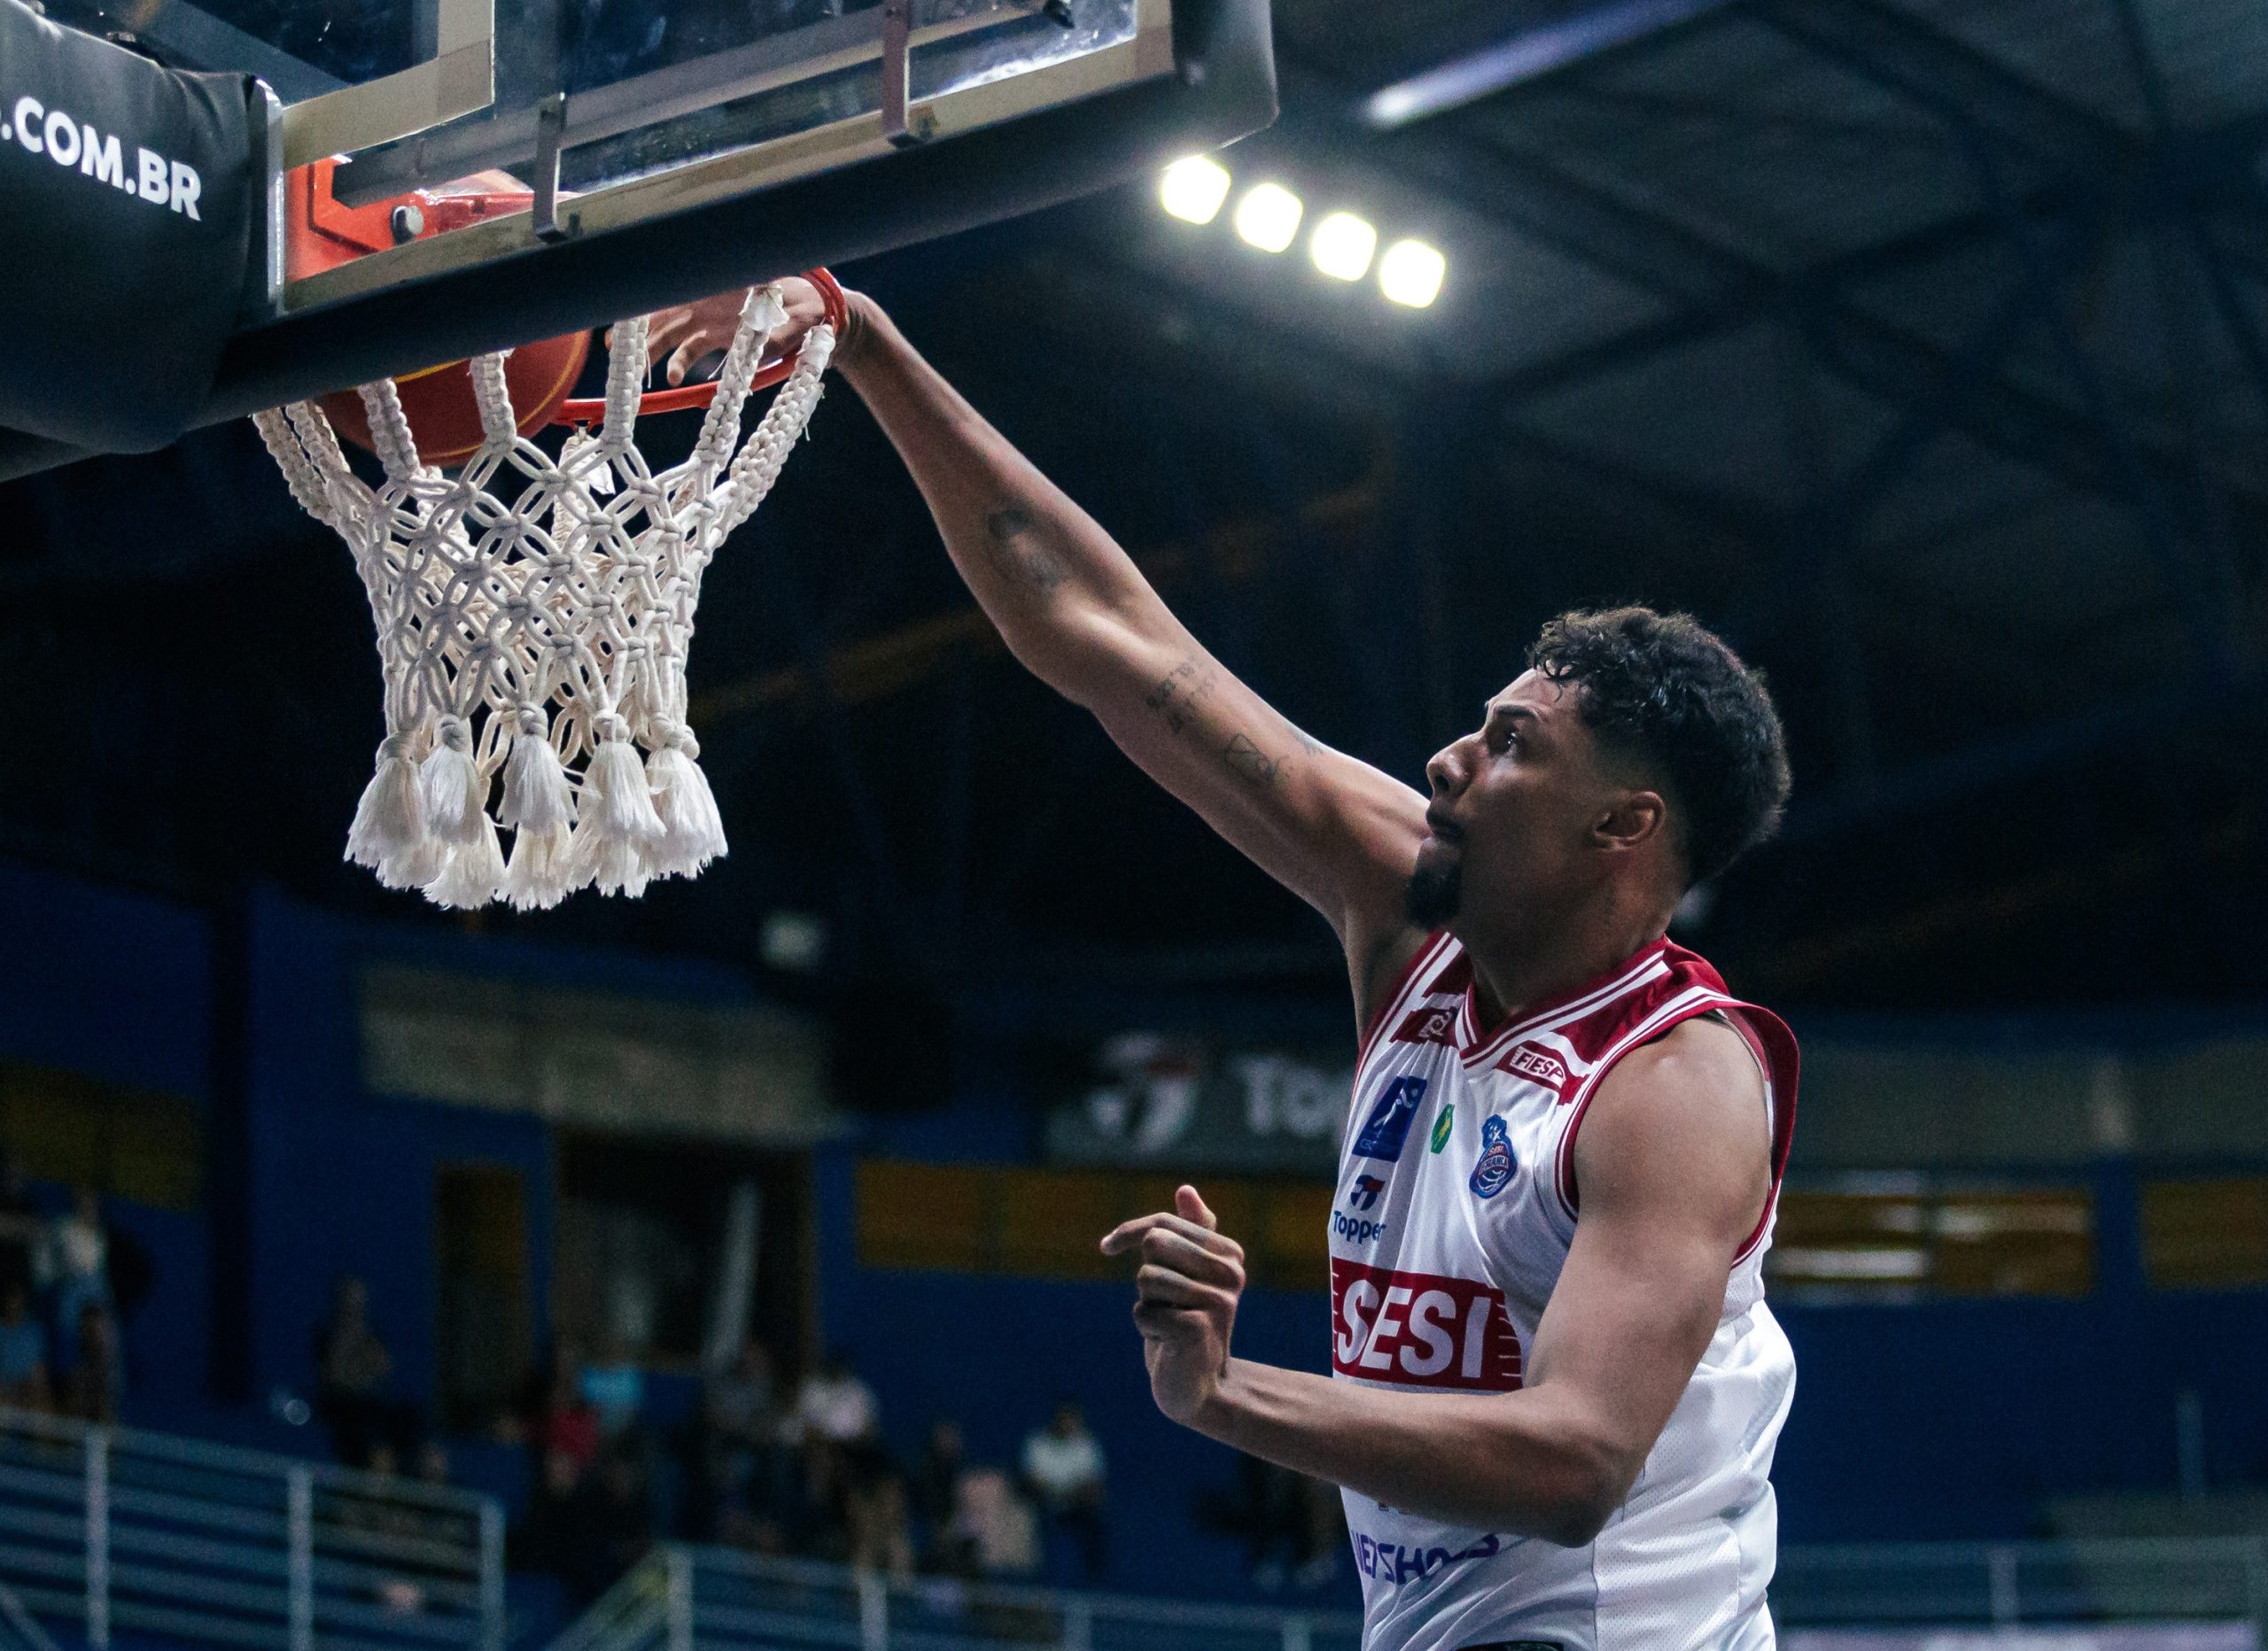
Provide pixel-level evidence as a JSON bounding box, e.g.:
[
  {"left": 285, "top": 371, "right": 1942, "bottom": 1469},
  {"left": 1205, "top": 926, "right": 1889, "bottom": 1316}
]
[
  {"left": 552, "top": 1546, "right": 1363, "bottom": 1651},
  {"left": 553, "top": 1537, "right": 2268, "bottom": 1651},
  {"left": 1775, "top": 1537, "right": 2268, "bottom": 1630},
  {"left": 0, "top": 1407, "right": 503, "bottom": 1651}
]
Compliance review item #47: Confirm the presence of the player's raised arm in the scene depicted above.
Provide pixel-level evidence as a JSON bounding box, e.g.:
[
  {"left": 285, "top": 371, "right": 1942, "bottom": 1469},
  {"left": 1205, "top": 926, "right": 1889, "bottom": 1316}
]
[{"left": 651, "top": 281, "right": 1432, "bottom": 1013}]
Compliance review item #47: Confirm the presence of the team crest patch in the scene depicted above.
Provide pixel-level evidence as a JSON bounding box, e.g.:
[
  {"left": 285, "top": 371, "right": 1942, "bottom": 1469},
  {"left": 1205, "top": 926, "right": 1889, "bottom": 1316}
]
[
  {"left": 1429, "top": 1105, "right": 1455, "bottom": 1153},
  {"left": 1468, "top": 1114, "right": 1515, "bottom": 1199}
]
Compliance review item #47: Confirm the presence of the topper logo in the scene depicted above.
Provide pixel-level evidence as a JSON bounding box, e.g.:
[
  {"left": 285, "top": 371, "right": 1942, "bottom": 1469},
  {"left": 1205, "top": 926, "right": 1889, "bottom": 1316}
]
[
  {"left": 1348, "top": 1174, "right": 1385, "bottom": 1212},
  {"left": 5, "top": 96, "right": 203, "bottom": 219},
  {"left": 1390, "top": 1004, "right": 1457, "bottom": 1047},
  {"left": 1331, "top": 1260, "right": 1523, "bottom": 1391},
  {"left": 1501, "top": 1042, "right": 1569, "bottom": 1088}
]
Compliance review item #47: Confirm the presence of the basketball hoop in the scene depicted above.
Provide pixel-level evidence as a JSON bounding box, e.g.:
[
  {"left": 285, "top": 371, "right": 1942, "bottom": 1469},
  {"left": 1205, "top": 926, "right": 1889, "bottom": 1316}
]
[{"left": 253, "top": 274, "right": 846, "bottom": 911}]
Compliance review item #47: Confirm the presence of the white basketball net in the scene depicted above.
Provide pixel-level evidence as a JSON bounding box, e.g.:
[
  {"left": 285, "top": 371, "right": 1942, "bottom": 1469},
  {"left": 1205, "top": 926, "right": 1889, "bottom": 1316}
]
[{"left": 254, "top": 284, "right": 831, "bottom": 910}]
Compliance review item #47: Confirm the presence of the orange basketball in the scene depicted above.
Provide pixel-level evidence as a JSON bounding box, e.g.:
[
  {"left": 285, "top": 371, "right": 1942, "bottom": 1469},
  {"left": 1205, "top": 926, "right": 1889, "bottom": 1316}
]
[{"left": 320, "top": 330, "right": 593, "bottom": 469}]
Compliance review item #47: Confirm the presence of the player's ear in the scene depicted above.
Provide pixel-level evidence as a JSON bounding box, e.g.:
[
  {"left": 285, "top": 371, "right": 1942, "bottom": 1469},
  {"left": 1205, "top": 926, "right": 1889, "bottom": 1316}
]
[{"left": 1595, "top": 788, "right": 1667, "bottom": 854}]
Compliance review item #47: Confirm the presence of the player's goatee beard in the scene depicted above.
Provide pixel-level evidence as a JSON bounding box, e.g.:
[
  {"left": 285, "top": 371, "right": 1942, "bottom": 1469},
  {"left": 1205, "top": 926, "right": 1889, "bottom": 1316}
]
[{"left": 1405, "top": 857, "right": 1462, "bottom": 927}]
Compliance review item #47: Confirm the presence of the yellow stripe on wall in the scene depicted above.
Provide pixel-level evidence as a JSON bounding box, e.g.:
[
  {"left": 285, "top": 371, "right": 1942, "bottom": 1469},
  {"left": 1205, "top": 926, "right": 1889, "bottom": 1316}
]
[{"left": 857, "top": 1160, "right": 1332, "bottom": 1291}]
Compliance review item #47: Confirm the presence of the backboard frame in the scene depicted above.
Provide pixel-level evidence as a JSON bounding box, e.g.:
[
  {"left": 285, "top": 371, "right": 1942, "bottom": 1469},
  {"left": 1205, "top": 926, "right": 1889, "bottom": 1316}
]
[{"left": 196, "top": 0, "right": 1270, "bottom": 430}]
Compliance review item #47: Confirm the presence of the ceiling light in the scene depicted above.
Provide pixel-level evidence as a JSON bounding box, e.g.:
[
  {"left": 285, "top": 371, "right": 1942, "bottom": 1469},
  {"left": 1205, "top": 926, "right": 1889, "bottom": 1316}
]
[
  {"left": 1158, "top": 155, "right": 1231, "bottom": 225},
  {"left": 1233, "top": 182, "right": 1304, "bottom": 253},
  {"left": 1379, "top": 238, "right": 1447, "bottom": 307},
  {"left": 1309, "top": 212, "right": 1378, "bottom": 281}
]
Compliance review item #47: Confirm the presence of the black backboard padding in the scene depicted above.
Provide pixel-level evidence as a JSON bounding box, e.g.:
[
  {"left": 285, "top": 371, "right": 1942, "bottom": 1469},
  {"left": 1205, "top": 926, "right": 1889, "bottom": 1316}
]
[
  {"left": 0, "top": 428, "right": 100, "bottom": 484},
  {"left": 0, "top": 0, "right": 254, "bottom": 455}
]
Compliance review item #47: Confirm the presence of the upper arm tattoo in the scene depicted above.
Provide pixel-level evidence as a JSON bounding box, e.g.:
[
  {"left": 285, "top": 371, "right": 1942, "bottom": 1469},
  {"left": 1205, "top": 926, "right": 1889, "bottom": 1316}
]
[
  {"left": 984, "top": 505, "right": 1069, "bottom": 592},
  {"left": 1144, "top": 654, "right": 1293, "bottom": 793}
]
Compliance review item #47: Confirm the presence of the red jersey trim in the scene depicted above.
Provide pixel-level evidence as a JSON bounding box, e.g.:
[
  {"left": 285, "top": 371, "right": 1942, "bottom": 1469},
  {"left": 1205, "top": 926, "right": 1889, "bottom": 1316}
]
[
  {"left": 1355, "top": 930, "right": 1453, "bottom": 1069},
  {"left": 1456, "top": 938, "right": 1675, "bottom": 1071},
  {"left": 1551, "top": 994, "right": 1801, "bottom": 1264}
]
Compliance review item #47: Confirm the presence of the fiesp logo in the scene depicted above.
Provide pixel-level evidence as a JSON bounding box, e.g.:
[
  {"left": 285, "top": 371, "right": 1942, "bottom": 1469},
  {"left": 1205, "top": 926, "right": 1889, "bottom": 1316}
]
[
  {"left": 1331, "top": 1260, "right": 1522, "bottom": 1391},
  {"left": 5, "top": 95, "right": 204, "bottom": 219},
  {"left": 1501, "top": 1042, "right": 1569, "bottom": 1089}
]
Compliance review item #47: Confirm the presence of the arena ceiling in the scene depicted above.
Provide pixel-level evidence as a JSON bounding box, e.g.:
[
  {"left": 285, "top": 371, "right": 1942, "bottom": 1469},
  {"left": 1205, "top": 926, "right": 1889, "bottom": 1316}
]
[{"left": 2, "top": 0, "right": 2264, "bottom": 1018}]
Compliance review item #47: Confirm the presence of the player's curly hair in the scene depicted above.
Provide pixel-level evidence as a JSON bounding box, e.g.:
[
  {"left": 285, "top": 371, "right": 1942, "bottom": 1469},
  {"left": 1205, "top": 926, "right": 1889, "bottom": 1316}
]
[{"left": 1528, "top": 607, "right": 1790, "bottom": 887}]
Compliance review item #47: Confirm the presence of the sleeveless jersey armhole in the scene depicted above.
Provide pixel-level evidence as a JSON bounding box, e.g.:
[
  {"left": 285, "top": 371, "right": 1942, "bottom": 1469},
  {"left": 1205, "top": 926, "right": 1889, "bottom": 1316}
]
[
  {"left": 1553, "top": 1002, "right": 1783, "bottom": 1266},
  {"left": 1355, "top": 929, "right": 1452, "bottom": 1067}
]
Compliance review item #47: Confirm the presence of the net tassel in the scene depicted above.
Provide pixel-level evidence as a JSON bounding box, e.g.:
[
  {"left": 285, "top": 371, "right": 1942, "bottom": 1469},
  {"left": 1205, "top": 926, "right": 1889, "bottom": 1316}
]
[
  {"left": 500, "top": 706, "right": 578, "bottom": 910},
  {"left": 644, "top": 726, "right": 727, "bottom": 880},
  {"left": 570, "top": 714, "right": 663, "bottom": 897},
  {"left": 346, "top": 733, "right": 428, "bottom": 871},
  {"left": 426, "top": 817, "right": 507, "bottom": 910},
  {"left": 504, "top": 824, "right": 575, "bottom": 910},
  {"left": 419, "top": 716, "right": 490, "bottom": 845}
]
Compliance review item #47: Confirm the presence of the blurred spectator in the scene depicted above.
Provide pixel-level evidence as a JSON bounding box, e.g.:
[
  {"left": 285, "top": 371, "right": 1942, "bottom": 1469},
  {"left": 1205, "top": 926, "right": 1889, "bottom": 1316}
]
[
  {"left": 705, "top": 1339, "right": 776, "bottom": 1441},
  {"left": 579, "top": 1340, "right": 646, "bottom": 1439},
  {"left": 1021, "top": 1400, "right": 1107, "bottom": 1582},
  {"left": 780, "top": 1438, "right": 855, "bottom": 1562},
  {"left": 699, "top": 1341, "right": 788, "bottom": 1545},
  {"left": 913, "top": 1420, "right": 975, "bottom": 1570},
  {"left": 0, "top": 1283, "right": 50, "bottom": 1412},
  {"left": 417, "top": 1440, "right": 450, "bottom": 1484},
  {"left": 949, "top": 1467, "right": 1038, "bottom": 1578},
  {"left": 574, "top": 1446, "right": 656, "bottom": 1605},
  {"left": 58, "top": 1302, "right": 120, "bottom": 1424},
  {"left": 844, "top": 1461, "right": 916, "bottom": 1581},
  {"left": 512, "top": 1439, "right": 656, "bottom": 1608},
  {"left": 525, "top": 1347, "right": 602, "bottom": 1474},
  {"left": 1204, "top": 1454, "right": 1344, "bottom": 1593},
  {"left": 791, "top": 1348, "right": 876, "bottom": 1445},
  {"left": 0, "top": 1160, "right": 43, "bottom": 1298},
  {"left": 338, "top": 1443, "right": 433, "bottom": 1616},
  {"left": 509, "top": 1448, "right": 588, "bottom": 1577},
  {"left": 314, "top": 1276, "right": 418, "bottom": 1467},
  {"left": 403, "top": 1442, "right": 481, "bottom": 1562},
  {"left": 39, "top": 1190, "right": 109, "bottom": 1368}
]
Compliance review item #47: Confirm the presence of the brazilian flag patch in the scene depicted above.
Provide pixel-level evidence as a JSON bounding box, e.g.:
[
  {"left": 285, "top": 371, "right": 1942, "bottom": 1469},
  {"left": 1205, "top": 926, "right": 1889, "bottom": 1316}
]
[{"left": 1429, "top": 1105, "right": 1455, "bottom": 1153}]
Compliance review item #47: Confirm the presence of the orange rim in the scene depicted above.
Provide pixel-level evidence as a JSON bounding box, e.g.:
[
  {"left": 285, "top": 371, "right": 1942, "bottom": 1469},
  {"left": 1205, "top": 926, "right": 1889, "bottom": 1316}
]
[{"left": 554, "top": 268, "right": 847, "bottom": 428}]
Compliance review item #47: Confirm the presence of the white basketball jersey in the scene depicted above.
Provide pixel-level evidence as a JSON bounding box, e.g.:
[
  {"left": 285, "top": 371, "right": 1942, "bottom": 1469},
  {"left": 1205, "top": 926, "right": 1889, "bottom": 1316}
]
[{"left": 1330, "top": 933, "right": 1800, "bottom": 1651}]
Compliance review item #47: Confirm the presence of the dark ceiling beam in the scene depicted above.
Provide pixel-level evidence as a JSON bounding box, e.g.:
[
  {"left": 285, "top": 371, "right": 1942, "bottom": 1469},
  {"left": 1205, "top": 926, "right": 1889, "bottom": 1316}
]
[
  {"left": 1292, "top": 70, "right": 2267, "bottom": 546},
  {"left": 1489, "top": 114, "right": 2268, "bottom": 405},
  {"left": 1778, "top": 668, "right": 2268, "bottom": 846},
  {"left": 1747, "top": 0, "right": 2259, "bottom": 666},
  {"left": 1747, "top": 0, "right": 2125, "bottom": 169},
  {"left": 1358, "top": 0, "right": 1742, "bottom": 129}
]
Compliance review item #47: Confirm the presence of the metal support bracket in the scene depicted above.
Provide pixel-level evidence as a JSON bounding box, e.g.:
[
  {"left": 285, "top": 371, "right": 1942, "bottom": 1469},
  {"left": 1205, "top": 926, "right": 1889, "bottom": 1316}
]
[
  {"left": 241, "top": 79, "right": 288, "bottom": 324},
  {"left": 532, "top": 93, "right": 573, "bottom": 243},
  {"left": 880, "top": 0, "right": 932, "bottom": 146}
]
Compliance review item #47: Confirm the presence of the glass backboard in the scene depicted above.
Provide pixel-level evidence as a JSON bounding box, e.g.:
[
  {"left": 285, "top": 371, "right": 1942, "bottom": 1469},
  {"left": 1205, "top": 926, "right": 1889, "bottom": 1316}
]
[{"left": 49, "top": 0, "right": 1164, "bottom": 295}]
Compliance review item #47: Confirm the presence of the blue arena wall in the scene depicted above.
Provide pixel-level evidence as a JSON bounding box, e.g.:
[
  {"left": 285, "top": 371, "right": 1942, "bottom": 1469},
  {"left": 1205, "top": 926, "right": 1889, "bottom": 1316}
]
[{"left": 4, "top": 857, "right": 2267, "bottom": 1594}]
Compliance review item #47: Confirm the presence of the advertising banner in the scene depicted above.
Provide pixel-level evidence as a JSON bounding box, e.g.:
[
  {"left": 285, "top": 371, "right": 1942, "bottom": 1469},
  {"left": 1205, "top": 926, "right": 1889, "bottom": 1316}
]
[{"left": 1041, "top": 1031, "right": 1352, "bottom": 1175}]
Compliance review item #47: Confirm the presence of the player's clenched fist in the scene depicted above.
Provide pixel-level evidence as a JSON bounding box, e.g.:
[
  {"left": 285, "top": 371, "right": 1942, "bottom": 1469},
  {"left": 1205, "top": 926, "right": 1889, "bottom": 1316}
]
[{"left": 1099, "top": 1185, "right": 1246, "bottom": 1427}]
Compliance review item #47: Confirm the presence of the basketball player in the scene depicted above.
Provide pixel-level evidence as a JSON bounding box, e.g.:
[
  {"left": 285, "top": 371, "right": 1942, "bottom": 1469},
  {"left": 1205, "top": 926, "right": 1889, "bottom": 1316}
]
[{"left": 650, "top": 278, "right": 1798, "bottom": 1648}]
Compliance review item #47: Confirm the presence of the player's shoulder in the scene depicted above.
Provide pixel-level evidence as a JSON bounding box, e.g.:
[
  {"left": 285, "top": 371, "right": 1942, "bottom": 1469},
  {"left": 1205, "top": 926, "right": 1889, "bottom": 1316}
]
[
  {"left": 1590, "top": 1015, "right": 1763, "bottom": 1131},
  {"left": 1573, "top": 1016, "right": 1768, "bottom": 1216}
]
